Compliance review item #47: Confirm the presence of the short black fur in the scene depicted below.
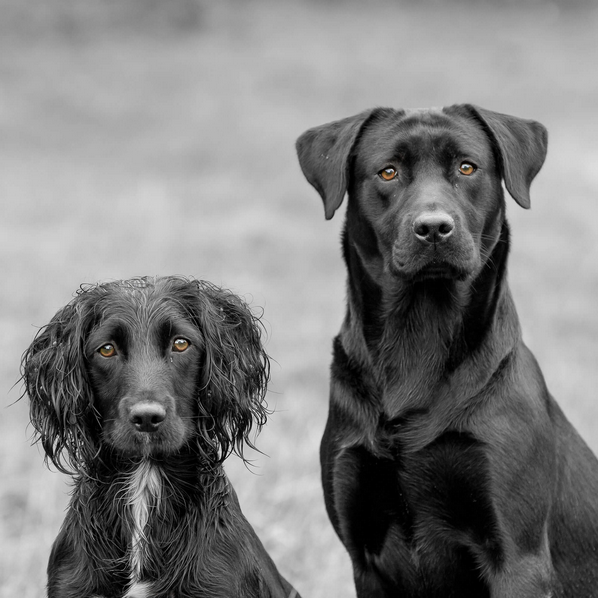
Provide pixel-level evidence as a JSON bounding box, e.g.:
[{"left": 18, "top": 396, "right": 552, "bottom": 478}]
[{"left": 297, "top": 105, "right": 598, "bottom": 597}]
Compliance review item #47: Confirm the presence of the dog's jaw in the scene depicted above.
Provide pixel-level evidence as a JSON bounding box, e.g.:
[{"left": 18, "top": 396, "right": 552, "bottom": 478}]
[
  {"left": 102, "top": 394, "right": 195, "bottom": 459},
  {"left": 389, "top": 226, "right": 481, "bottom": 284},
  {"left": 389, "top": 258, "right": 474, "bottom": 283}
]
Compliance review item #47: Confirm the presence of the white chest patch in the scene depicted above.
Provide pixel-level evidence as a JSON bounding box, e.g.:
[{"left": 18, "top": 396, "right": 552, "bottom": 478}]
[{"left": 123, "top": 460, "right": 162, "bottom": 597}]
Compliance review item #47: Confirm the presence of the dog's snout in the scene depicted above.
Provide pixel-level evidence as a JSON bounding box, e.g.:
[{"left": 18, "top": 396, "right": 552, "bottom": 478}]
[
  {"left": 413, "top": 211, "right": 455, "bottom": 244},
  {"left": 129, "top": 402, "right": 167, "bottom": 433}
]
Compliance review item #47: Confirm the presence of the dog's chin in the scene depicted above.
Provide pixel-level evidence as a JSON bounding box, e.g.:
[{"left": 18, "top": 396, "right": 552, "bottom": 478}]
[
  {"left": 108, "top": 431, "right": 187, "bottom": 459},
  {"left": 390, "top": 259, "right": 472, "bottom": 283}
]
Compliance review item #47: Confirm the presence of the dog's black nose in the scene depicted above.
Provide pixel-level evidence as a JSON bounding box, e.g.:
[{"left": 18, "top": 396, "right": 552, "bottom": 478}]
[
  {"left": 129, "top": 402, "right": 167, "bottom": 433},
  {"left": 413, "top": 211, "right": 455, "bottom": 244}
]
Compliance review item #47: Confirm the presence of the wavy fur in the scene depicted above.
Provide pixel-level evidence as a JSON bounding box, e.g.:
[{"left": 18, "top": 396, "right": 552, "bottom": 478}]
[{"left": 21, "top": 276, "right": 298, "bottom": 598}]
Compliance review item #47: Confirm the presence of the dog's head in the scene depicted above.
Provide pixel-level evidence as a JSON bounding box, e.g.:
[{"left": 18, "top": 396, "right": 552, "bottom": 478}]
[
  {"left": 296, "top": 105, "right": 547, "bottom": 283},
  {"left": 21, "top": 276, "right": 270, "bottom": 474}
]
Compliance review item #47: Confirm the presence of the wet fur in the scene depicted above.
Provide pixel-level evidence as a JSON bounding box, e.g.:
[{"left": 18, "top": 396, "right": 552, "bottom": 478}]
[
  {"left": 21, "top": 276, "right": 299, "bottom": 598},
  {"left": 297, "top": 105, "right": 598, "bottom": 597}
]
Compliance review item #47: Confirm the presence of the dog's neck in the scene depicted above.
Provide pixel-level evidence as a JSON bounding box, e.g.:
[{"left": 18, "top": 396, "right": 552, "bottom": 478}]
[{"left": 340, "top": 219, "right": 520, "bottom": 424}]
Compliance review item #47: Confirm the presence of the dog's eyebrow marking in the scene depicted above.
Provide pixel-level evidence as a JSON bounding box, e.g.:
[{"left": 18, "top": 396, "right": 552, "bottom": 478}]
[{"left": 125, "top": 460, "right": 163, "bottom": 597}]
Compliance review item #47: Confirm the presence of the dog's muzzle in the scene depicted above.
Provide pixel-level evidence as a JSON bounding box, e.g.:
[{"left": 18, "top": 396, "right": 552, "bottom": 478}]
[{"left": 390, "top": 209, "right": 477, "bottom": 281}]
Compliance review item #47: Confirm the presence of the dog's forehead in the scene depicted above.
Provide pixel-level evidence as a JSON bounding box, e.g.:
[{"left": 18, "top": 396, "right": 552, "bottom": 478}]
[
  {"left": 403, "top": 106, "right": 444, "bottom": 118},
  {"left": 102, "top": 282, "right": 158, "bottom": 309},
  {"left": 358, "top": 107, "right": 491, "bottom": 162},
  {"left": 91, "top": 282, "right": 189, "bottom": 330},
  {"left": 96, "top": 278, "right": 192, "bottom": 306}
]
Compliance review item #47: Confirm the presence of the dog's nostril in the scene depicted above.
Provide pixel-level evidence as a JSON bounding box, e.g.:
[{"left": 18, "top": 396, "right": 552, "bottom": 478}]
[
  {"left": 129, "top": 403, "right": 167, "bottom": 433},
  {"left": 438, "top": 222, "right": 453, "bottom": 235},
  {"left": 413, "top": 212, "right": 455, "bottom": 244},
  {"left": 414, "top": 222, "right": 430, "bottom": 237}
]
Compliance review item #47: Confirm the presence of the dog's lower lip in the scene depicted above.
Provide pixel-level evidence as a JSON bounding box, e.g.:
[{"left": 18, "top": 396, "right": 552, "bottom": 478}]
[
  {"left": 417, "top": 263, "right": 461, "bottom": 279},
  {"left": 390, "top": 259, "right": 465, "bottom": 280},
  {"left": 424, "top": 261, "right": 453, "bottom": 273},
  {"left": 115, "top": 432, "right": 175, "bottom": 456}
]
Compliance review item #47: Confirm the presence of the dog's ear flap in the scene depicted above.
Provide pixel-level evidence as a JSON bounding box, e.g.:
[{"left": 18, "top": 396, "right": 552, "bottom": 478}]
[
  {"left": 463, "top": 104, "right": 548, "bottom": 209},
  {"left": 192, "top": 282, "right": 270, "bottom": 461},
  {"left": 296, "top": 109, "right": 379, "bottom": 219},
  {"left": 21, "top": 296, "right": 97, "bottom": 475}
]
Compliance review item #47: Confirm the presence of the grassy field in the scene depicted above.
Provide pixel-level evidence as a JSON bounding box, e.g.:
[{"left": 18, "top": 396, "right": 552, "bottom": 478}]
[{"left": 1, "top": 1, "right": 598, "bottom": 596}]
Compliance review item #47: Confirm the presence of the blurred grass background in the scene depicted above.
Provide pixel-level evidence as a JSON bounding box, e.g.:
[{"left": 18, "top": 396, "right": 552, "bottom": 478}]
[{"left": 1, "top": 0, "right": 597, "bottom": 596}]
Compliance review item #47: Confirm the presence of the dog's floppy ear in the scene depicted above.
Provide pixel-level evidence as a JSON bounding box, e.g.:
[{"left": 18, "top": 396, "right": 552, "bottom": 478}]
[
  {"left": 462, "top": 104, "right": 548, "bottom": 209},
  {"left": 21, "top": 292, "right": 99, "bottom": 475},
  {"left": 296, "top": 109, "right": 380, "bottom": 219},
  {"left": 190, "top": 281, "right": 270, "bottom": 462}
]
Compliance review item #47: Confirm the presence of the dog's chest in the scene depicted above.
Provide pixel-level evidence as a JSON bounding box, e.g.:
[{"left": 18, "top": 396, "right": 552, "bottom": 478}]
[
  {"left": 124, "top": 461, "right": 163, "bottom": 597},
  {"left": 333, "top": 432, "right": 501, "bottom": 595}
]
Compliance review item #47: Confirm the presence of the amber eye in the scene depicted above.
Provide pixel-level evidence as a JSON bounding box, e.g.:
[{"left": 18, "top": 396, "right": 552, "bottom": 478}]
[
  {"left": 172, "top": 338, "right": 190, "bottom": 353},
  {"left": 379, "top": 167, "right": 398, "bottom": 181},
  {"left": 98, "top": 343, "right": 116, "bottom": 358},
  {"left": 459, "top": 162, "right": 476, "bottom": 176}
]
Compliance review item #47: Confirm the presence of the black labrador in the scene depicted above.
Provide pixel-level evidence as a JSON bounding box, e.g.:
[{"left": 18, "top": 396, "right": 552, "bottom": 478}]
[{"left": 296, "top": 105, "right": 598, "bottom": 597}]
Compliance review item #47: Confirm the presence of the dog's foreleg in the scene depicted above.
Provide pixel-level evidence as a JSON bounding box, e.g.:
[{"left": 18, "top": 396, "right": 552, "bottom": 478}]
[{"left": 490, "top": 551, "right": 554, "bottom": 597}]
